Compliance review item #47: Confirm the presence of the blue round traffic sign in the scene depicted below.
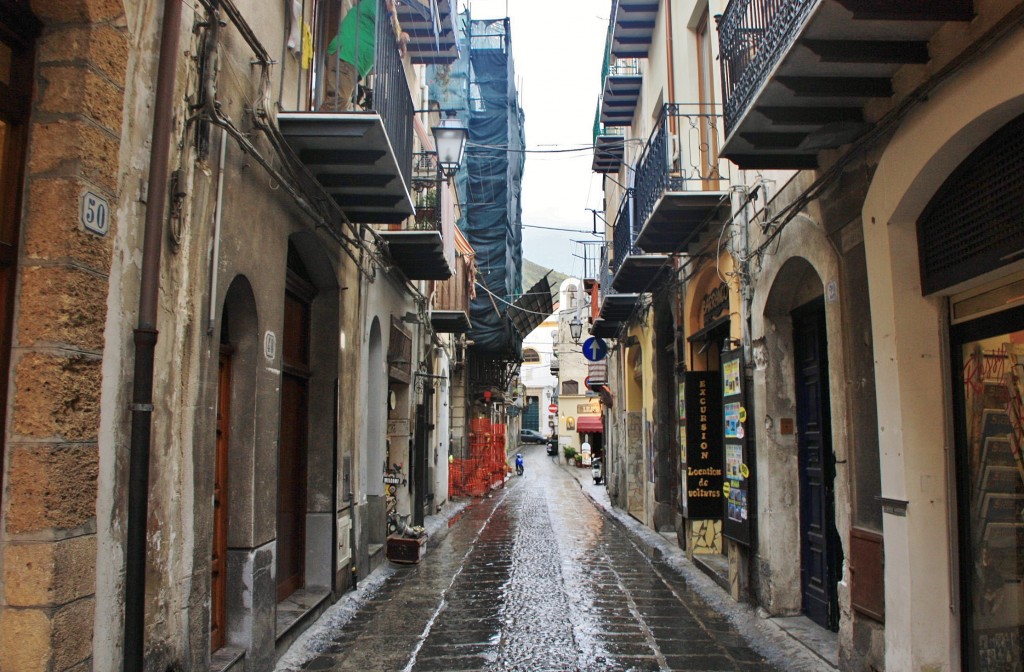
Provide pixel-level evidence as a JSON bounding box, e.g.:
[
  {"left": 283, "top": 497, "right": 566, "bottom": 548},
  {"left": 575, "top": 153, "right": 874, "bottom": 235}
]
[{"left": 582, "top": 337, "right": 608, "bottom": 362}]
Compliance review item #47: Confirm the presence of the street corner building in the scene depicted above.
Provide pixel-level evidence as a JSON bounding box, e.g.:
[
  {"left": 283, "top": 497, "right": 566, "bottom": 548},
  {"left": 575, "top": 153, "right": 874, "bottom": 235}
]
[
  {"left": 0, "top": 0, "right": 528, "bottom": 670},
  {"left": 585, "top": 0, "right": 1024, "bottom": 670}
]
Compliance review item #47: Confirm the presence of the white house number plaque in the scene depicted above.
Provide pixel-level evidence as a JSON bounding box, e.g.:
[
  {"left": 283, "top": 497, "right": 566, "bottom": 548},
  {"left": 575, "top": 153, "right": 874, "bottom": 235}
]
[{"left": 80, "top": 191, "right": 110, "bottom": 236}]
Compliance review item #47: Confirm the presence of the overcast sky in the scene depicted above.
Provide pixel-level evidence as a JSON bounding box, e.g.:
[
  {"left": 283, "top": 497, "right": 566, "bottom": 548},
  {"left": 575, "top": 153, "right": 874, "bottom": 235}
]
[{"left": 469, "top": 0, "right": 611, "bottom": 279}]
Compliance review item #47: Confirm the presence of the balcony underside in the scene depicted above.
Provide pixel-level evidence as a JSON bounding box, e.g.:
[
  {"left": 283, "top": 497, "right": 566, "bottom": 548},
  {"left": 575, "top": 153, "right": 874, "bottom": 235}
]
[
  {"left": 611, "top": 0, "right": 658, "bottom": 58},
  {"left": 601, "top": 75, "right": 642, "bottom": 127},
  {"left": 721, "top": 0, "right": 970, "bottom": 169},
  {"left": 398, "top": 0, "right": 459, "bottom": 65},
  {"left": 590, "top": 318, "right": 622, "bottom": 339},
  {"left": 593, "top": 135, "right": 626, "bottom": 173},
  {"left": 278, "top": 112, "right": 414, "bottom": 223},
  {"left": 611, "top": 254, "right": 669, "bottom": 293},
  {"left": 379, "top": 230, "right": 452, "bottom": 280},
  {"left": 430, "top": 309, "right": 471, "bottom": 333},
  {"left": 635, "top": 191, "right": 730, "bottom": 253},
  {"left": 599, "top": 293, "right": 640, "bottom": 323}
]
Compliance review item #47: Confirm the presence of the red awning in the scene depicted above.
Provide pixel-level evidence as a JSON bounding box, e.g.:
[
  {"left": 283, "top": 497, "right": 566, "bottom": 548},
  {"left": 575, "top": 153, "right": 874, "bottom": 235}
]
[{"left": 576, "top": 415, "right": 603, "bottom": 433}]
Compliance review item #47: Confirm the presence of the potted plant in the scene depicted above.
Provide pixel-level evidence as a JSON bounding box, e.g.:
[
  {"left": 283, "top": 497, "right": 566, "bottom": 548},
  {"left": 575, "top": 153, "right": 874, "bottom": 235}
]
[
  {"left": 562, "top": 446, "right": 576, "bottom": 464},
  {"left": 415, "top": 188, "right": 438, "bottom": 229}
]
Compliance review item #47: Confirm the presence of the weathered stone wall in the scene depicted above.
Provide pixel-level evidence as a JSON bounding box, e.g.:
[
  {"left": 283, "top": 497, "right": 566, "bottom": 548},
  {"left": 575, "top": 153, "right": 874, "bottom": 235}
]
[{"left": 0, "top": 0, "right": 128, "bottom": 670}]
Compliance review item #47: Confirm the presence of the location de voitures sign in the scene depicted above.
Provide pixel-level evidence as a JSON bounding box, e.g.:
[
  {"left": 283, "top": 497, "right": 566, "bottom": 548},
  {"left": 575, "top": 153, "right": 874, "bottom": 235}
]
[{"left": 682, "top": 371, "right": 723, "bottom": 519}]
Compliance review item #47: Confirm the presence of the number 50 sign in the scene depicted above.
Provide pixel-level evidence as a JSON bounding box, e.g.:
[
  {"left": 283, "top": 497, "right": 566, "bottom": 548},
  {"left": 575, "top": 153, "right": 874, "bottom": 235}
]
[{"left": 80, "top": 191, "right": 109, "bottom": 236}]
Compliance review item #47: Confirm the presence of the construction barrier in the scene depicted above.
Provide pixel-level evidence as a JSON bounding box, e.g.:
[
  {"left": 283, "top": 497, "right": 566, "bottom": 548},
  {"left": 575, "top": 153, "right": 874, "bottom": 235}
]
[{"left": 449, "top": 418, "right": 510, "bottom": 497}]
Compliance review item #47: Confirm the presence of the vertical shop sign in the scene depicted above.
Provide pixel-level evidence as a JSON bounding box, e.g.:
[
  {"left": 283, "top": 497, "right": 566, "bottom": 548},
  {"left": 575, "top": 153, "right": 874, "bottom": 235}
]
[
  {"left": 682, "top": 371, "right": 723, "bottom": 519},
  {"left": 722, "top": 348, "right": 754, "bottom": 545}
]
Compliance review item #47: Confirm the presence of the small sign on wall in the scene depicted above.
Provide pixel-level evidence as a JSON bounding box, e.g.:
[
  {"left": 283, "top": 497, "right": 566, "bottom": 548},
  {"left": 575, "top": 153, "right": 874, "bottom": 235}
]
[
  {"left": 80, "top": 191, "right": 109, "bottom": 236},
  {"left": 264, "top": 331, "right": 276, "bottom": 360}
]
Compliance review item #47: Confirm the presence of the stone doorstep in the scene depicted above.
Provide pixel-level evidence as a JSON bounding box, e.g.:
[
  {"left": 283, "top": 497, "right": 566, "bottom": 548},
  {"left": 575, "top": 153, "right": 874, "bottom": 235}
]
[
  {"left": 210, "top": 645, "right": 244, "bottom": 672},
  {"left": 768, "top": 615, "right": 839, "bottom": 669},
  {"left": 690, "top": 551, "right": 731, "bottom": 592}
]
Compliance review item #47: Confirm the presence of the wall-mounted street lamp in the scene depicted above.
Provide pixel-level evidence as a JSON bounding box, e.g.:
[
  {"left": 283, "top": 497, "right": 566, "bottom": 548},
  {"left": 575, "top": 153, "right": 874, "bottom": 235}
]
[
  {"left": 432, "top": 116, "right": 468, "bottom": 179},
  {"left": 569, "top": 315, "right": 583, "bottom": 344}
]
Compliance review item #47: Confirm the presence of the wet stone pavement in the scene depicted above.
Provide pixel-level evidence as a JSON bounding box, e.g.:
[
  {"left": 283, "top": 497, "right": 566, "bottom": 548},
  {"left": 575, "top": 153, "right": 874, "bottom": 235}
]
[{"left": 283, "top": 446, "right": 779, "bottom": 672}]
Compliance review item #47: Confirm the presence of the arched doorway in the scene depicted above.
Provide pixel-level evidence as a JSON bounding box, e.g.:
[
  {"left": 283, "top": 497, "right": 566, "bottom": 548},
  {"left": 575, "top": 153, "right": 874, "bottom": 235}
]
[
  {"left": 276, "top": 235, "right": 339, "bottom": 607},
  {"left": 365, "top": 317, "right": 387, "bottom": 543},
  {"left": 210, "top": 275, "right": 259, "bottom": 652},
  {"left": 760, "top": 256, "right": 841, "bottom": 631},
  {"left": 625, "top": 342, "right": 644, "bottom": 520}
]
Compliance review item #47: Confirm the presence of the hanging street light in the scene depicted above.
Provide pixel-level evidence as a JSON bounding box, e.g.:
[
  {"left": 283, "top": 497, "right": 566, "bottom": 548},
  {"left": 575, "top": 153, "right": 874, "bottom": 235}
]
[
  {"left": 569, "top": 314, "right": 583, "bottom": 344},
  {"left": 432, "top": 116, "right": 468, "bottom": 179}
]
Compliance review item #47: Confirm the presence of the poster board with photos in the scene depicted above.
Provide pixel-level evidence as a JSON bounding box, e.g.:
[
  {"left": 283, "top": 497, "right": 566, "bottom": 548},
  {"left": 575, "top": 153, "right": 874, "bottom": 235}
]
[{"left": 722, "top": 348, "right": 754, "bottom": 545}]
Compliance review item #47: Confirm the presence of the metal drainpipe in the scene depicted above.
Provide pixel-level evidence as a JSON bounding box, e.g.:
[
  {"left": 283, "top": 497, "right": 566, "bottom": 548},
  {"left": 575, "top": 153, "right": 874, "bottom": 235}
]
[{"left": 124, "top": 0, "right": 182, "bottom": 669}]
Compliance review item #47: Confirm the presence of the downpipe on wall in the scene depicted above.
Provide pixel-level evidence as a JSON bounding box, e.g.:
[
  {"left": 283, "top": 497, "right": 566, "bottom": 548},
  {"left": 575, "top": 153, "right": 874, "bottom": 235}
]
[{"left": 124, "top": 0, "right": 182, "bottom": 669}]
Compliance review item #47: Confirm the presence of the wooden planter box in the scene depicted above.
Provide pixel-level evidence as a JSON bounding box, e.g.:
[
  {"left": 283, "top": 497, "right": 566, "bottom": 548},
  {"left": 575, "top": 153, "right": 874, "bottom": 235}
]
[{"left": 386, "top": 534, "right": 427, "bottom": 564}]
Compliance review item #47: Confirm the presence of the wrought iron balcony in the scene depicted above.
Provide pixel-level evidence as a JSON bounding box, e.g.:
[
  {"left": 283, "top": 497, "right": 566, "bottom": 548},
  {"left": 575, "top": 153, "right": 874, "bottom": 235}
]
[
  {"left": 278, "top": 0, "right": 415, "bottom": 224},
  {"left": 717, "top": 0, "right": 973, "bottom": 169},
  {"left": 431, "top": 229, "right": 475, "bottom": 334},
  {"left": 378, "top": 151, "right": 453, "bottom": 280},
  {"left": 633, "top": 104, "right": 731, "bottom": 254},
  {"left": 609, "top": 0, "right": 659, "bottom": 59},
  {"left": 395, "top": 0, "right": 460, "bottom": 65},
  {"left": 595, "top": 242, "right": 637, "bottom": 337},
  {"left": 610, "top": 190, "right": 668, "bottom": 294},
  {"left": 593, "top": 125, "right": 626, "bottom": 174},
  {"left": 600, "top": 60, "right": 643, "bottom": 128}
]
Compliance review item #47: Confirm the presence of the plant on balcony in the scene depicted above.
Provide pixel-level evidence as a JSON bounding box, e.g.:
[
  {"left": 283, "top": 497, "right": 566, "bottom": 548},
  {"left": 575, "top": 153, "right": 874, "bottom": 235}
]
[{"left": 414, "top": 188, "right": 438, "bottom": 229}]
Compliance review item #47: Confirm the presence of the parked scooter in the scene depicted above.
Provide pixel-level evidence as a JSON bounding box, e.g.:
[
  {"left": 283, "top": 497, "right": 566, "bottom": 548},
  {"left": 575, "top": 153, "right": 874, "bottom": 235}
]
[
  {"left": 591, "top": 457, "right": 603, "bottom": 485},
  {"left": 515, "top": 452, "right": 524, "bottom": 476}
]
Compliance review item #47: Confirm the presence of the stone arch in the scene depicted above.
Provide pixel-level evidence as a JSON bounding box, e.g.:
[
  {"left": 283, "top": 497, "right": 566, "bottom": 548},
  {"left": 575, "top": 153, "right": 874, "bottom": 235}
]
[
  {"left": 365, "top": 316, "right": 386, "bottom": 499},
  {"left": 749, "top": 215, "right": 851, "bottom": 618},
  {"left": 859, "top": 34, "right": 1024, "bottom": 669},
  {"left": 209, "top": 274, "right": 259, "bottom": 652},
  {"left": 284, "top": 232, "right": 339, "bottom": 595}
]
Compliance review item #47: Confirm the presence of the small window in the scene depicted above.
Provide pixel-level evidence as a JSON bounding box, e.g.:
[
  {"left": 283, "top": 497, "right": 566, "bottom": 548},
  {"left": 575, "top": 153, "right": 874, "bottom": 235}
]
[
  {"left": 562, "top": 380, "right": 579, "bottom": 395},
  {"left": 523, "top": 348, "right": 540, "bottom": 363}
]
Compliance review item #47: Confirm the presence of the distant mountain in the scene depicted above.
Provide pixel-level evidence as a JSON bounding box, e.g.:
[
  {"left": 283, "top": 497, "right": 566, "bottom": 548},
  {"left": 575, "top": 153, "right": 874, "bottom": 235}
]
[{"left": 522, "top": 259, "right": 568, "bottom": 306}]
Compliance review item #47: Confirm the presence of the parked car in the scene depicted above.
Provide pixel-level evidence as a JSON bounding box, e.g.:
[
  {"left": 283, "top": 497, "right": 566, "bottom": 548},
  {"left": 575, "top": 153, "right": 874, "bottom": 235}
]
[
  {"left": 520, "top": 429, "right": 547, "bottom": 444},
  {"left": 546, "top": 436, "right": 558, "bottom": 456}
]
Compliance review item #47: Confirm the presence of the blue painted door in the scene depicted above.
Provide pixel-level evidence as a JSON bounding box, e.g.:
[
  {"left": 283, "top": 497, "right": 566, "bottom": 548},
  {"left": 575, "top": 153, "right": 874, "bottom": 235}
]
[{"left": 792, "top": 298, "right": 841, "bottom": 631}]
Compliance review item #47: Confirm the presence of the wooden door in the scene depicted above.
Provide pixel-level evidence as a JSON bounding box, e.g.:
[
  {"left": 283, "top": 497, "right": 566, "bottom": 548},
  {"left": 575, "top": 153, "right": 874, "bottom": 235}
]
[
  {"left": 276, "top": 287, "right": 310, "bottom": 601},
  {"left": 792, "top": 299, "right": 840, "bottom": 631},
  {"left": 211, "top": 347, "right": 231, "bottom": 651},
  {"left": 0, "top": 5, "right": 38, "bottom": 492}
]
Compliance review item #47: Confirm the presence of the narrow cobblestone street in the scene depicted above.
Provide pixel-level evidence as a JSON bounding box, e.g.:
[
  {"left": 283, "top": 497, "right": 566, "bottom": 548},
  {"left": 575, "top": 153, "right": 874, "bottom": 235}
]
[{"left": 277, "top": 445, "right": 785, "bottom": 672}]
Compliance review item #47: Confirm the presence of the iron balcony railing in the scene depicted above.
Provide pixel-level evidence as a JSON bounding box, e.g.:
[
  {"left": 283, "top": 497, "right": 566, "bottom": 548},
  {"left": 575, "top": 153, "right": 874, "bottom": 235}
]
[
  {"left": 373, "top": 0, "right": 414, "bottom": 190},
  {"left": 411, "top": 151, "right": 442, "bottom": 231},
  {"left": 592, "top": 121, "right": 625, "bottom": 146},
  {"left": 316, "top": 0, "right": 414, "bottom": 188},
  {"left": 599, "top": 243, "right": 614, "bottom": 306},
  {"left": 610, "top": 189, "right": 638, "bottom": 276},
  {"left": 633, "top": 103, "right": 725, "bottom": 235},
  {"left": 581, "top": 240, "right": 604, "bottom": 282},
  {"left": 608, "top": 59, "right": 641, "bottom": 77},
  {"left": 717, "top": 0, "right": 817, "bottom": 135}
]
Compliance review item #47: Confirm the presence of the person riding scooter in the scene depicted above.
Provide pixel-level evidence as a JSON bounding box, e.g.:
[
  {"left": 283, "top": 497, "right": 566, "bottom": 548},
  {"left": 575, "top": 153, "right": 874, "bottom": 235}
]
[{"left": 515, "top": 453, "right": 524, "bottom": 476}]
